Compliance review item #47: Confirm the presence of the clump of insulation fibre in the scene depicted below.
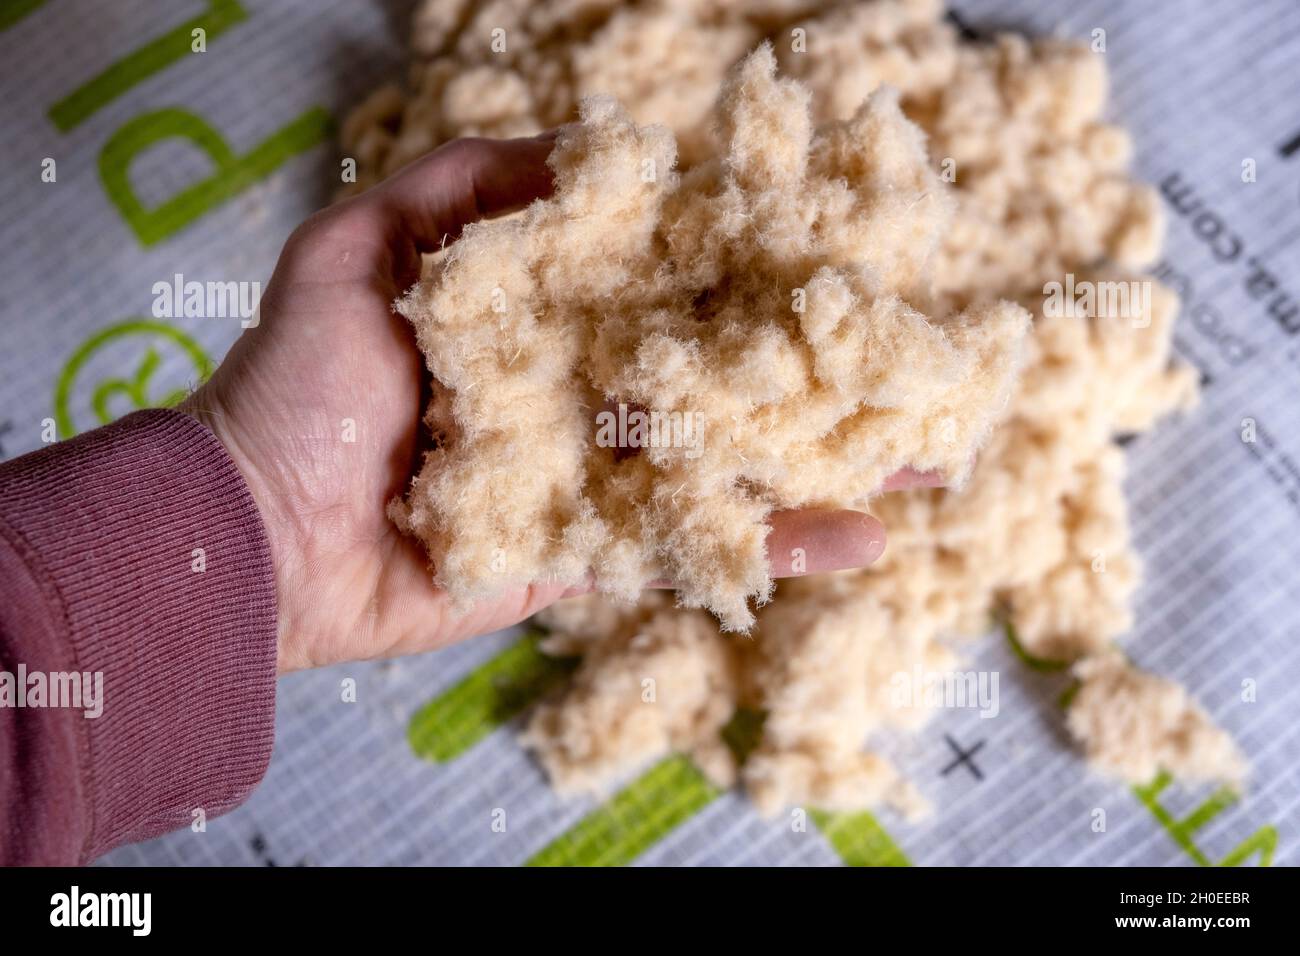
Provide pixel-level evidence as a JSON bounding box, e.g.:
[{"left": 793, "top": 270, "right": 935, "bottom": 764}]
[{"left": 391, "top": 46, "right": 1029, "bottom": 630}]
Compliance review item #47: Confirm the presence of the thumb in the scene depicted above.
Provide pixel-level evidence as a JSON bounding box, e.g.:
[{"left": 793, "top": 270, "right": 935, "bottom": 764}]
[
  {"left": 372, "top": 132, "right": 560, "bottom": 254},
  {"left": 282, "top": 133, "right": 559, "bottom": 289}
]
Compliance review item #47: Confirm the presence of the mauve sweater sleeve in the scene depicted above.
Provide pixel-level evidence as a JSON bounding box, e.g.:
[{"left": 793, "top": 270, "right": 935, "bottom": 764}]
[{"left": 0, "top": 408, "right": 278, "bottom": 865}]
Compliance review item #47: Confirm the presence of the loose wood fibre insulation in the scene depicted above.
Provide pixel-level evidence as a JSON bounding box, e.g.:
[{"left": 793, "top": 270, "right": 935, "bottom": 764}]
[{"left": 348, "top": 0, "right": 1246, "bottom": 817}]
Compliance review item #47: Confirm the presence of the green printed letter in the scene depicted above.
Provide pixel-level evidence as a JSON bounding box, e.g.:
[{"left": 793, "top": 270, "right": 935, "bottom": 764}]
[
  {"left": 49, "top": 0, "right": 248, "bottom": 130},
  {"left": 99, "top": 106, "right": 330, "bottom": 246}
]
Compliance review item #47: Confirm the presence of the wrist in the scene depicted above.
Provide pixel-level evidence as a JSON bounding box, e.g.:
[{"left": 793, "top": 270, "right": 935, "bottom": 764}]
[{"left": 176, "top": 390, "right": 308, "bottom": 675}]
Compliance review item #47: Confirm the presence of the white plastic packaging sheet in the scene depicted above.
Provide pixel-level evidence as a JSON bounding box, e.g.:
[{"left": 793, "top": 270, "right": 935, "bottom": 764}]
[{"left": 0, "top": 0, "right": 1296, "bottom": 865}]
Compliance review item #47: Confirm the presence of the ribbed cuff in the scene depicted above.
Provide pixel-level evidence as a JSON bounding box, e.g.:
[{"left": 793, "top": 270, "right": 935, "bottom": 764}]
[{"left": 0, "top": 408, "right": 277, "bottom": 862}]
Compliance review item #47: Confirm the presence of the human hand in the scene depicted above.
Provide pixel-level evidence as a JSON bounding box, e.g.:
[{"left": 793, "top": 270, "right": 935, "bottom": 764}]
[{"left": 181, "top": 134, "right": 935, "bottom": 674}]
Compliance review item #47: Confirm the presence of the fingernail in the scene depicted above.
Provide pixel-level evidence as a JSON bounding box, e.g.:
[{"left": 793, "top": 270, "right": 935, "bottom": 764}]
[
  {"left": 881, "top": 467, "right": 946, "bottom": 492},
  {"left": 766, "top": 509, "right": 887, "bottom": 576}
]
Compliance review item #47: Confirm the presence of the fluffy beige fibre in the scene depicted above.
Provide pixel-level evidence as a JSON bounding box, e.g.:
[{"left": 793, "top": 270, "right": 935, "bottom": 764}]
[
  {"left": 353, "top": 0, "right": 1246, "bottom": 814},
  {"left": 1069, "top": 652, "right": 1246, "bottom": 787},
  {"left": 520, "top": 591, "right": 744, "bottom": 793},
  {"left": 390, "top": 45, "right": 1028, "bottom": 630}
]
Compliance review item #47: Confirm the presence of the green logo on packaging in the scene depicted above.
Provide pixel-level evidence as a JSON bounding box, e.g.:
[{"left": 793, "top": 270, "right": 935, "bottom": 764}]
[{"left": 54, "top": 319, "right": 213, "bottom": 437}]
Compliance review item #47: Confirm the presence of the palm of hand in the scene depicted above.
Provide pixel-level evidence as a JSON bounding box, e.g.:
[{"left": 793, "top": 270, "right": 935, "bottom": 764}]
[{"left": 188, "top": 205, "right": 570, "bottom": 673}]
